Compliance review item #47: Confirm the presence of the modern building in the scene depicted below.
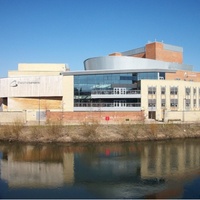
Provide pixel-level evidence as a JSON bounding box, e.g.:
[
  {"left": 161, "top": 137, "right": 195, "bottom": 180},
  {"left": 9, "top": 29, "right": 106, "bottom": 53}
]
[{"left": 0, "top": 41, "right": 200, "bottom": 124}]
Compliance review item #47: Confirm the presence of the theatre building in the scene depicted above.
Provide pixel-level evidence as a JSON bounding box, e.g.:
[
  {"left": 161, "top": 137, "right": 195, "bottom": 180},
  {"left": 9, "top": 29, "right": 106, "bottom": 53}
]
[{"left": 1, "top": 41, "right": 200, "bottom": 124}]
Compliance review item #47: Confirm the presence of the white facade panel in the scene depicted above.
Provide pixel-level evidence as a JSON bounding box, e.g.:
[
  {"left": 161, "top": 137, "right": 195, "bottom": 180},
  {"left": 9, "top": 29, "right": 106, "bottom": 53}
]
[
  {"left": 0, "top": 76, "right": 62, "bottom": 97},
  {"left": 18, "top": 63, "right": 67, "bottom": 72}
]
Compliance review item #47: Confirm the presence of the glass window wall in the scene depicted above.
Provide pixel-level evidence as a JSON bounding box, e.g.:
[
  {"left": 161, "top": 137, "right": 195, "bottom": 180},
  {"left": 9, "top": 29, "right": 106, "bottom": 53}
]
[{"left": 74, "top": 72, "right": 160, "bottom": 106}]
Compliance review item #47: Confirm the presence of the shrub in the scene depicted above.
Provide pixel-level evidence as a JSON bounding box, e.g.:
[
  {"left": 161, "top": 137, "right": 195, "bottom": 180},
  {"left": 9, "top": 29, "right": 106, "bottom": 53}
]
[
  {"left": 118, "top": 123, "right": 143, "bottom": 141},
  {"left": 46, "top": 121, "right": 63, "bottom": 138},
  {"left": 81, "top": 120, "right": 99, "bottom": 139},
  {"left": 146, "top": 123, "right": 158, "bottom": 140},
  {"left": 1, "top": 120, "right": 24, "bottom": 141}
]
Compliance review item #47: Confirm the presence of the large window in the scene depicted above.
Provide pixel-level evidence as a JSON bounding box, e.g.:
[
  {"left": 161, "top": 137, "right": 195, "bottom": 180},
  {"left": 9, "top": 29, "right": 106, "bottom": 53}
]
[
  {"left": 74, "top": 73, "right": 142, "bottom": 105},
  {"left": 74, "top": 73, "right": 139, "bottom": 95},
  {"left": 170, "top": 99, "right": 178, "bottom": 107},
  {"left": 148, "top": 87, "right": 156, "bottom": 94},
  {"left": 148, "top": 99, "right": 156, "bottom": 107},
  {"left": 159, "top": 72, "right": 165, "bottom": 80},
  {"left": 138, "top": 72, "right": 158, "bottom": 80},
  {"left": 170, "top": 87, "right": 178, "bottom": 95}
]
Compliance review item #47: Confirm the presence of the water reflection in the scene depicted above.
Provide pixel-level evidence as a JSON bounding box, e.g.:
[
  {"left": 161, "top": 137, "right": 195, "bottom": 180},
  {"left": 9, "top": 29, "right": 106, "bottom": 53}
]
[
  {"left": 0, "top": 144, "right": 74, "bottom": 188},
  {"left": 0, "top": 139, "right": 200, "bottom": 198},
  {"left": 141, "top": 140, "right": 200, "bottom": 180}
]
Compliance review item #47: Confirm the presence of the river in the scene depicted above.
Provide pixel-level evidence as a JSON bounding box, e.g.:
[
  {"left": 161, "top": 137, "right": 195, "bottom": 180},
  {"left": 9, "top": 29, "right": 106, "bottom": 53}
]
[{"left": 0, "top": 138, "right": 200, "bottom": 199}]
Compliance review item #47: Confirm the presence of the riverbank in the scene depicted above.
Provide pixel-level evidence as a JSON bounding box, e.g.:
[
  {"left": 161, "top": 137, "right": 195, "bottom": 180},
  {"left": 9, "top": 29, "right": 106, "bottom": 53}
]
[{"left": 0, "top": 121, "right": 200, "bottom": 143}]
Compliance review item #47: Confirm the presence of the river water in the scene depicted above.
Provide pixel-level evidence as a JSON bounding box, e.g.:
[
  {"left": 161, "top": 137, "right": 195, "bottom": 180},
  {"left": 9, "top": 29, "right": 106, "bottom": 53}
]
[{"left": 0, "top": 138, "right": 200, "bottom": 199}]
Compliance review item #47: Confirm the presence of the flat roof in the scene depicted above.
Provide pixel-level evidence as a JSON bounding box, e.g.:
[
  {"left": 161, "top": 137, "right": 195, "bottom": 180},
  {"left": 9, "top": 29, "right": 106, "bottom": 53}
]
[{"left": 62, "top": 68, "right": 176, "bottom": 76}]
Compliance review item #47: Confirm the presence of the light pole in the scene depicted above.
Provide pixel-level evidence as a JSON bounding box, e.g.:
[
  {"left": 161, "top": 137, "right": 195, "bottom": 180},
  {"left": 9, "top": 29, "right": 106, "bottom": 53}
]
[
  {"left": 183, "top": 98, "right": 186, "bottom": 122},
  {"left": 38, "top": 77, "right": 41, "bottom": 125}
]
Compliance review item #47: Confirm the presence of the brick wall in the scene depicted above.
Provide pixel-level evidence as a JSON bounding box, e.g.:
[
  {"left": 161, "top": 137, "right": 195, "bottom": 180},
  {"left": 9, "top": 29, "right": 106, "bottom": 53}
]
[
  {"left": 145, "top": 42, "right": 183, "bottom": 63},
  {"left": 46, "top": 111, "right": 145, "bottom": 124},
  {"left": 166, "top": 70, "right": 200, "bottom": 82}
]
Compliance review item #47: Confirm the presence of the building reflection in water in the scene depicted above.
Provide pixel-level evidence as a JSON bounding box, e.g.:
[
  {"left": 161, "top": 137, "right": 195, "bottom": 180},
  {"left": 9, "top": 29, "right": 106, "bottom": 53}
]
[
  {"left": 140, "top": 140, "right": 200, "bottom": 181},
  {"left": 0, "top": 139, "right": 200, "bottom": 198},
  {"left": 0, "top": 144, "right": 74, "bottom": 188}
]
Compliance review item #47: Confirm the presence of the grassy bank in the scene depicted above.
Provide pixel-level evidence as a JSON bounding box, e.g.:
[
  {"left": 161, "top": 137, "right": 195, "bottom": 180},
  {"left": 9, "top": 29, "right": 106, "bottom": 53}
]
[{"left": 0, "top": 121, "right": 200, "bottom": 143}]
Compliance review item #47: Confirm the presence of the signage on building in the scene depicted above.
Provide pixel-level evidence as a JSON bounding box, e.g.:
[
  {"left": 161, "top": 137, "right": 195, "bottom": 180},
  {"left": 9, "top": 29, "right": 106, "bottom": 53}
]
[
  {"left": 105, "top": 116, "right": 110, "bottom": 121},
  {"left": 10, "top": 80, "right": 40, "bottom": 87}
]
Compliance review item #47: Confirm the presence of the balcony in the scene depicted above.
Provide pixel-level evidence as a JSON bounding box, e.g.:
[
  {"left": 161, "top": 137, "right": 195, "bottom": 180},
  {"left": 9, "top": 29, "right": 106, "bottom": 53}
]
[
  {"left": 91, "top": 89, "right": 141, "bottom": 99},
  {"left": 74, "top": 102, "right": 141, "bottom": 111}
]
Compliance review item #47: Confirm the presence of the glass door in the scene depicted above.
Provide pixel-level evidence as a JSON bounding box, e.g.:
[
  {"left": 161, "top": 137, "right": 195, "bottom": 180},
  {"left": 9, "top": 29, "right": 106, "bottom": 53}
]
[
  {"left": 114, "top": 100, "right": 126, "bottom": 107},
  {"left": 113, "top": 88, "right": 126, "bottom": 94}
]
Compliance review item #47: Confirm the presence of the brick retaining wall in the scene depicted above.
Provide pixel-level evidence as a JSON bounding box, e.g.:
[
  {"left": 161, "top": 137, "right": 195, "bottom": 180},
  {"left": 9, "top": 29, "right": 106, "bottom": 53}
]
[{"left": 46, "top": 111, "right": 145, "bottom": 124}]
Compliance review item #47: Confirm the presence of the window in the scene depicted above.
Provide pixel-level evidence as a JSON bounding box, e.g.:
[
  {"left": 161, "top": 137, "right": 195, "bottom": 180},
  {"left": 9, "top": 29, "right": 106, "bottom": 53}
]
[
  {"left": 148, "top": 86, "right": 156, "bottom": 94},
  {"left": 161, "top": 99, "right": 166, "bottom": 107},
  {"left": 138, "top": 72, "right": 158, "bottom": 80},
  {"left": 161, "top": 87, "right": 166, "bottom": 95},
  {"left": 170, "top": 99, "right": 178, "bottom": 107},
  {"left": 148, "top": 99, "right": 156, "bottom": 107},
  {"left": 159, "top": 72, "right": 165, "bottom": 80},
  {"left": 194, "top": 88, "right": 197, "bottom": 95},
  {"left": 186, "top": 88, "right": 190, "bottom": 96},
  {"left": 170, "top": 87, "right": 178, "bottom": 95},
  {"left": 185, "top": 99, "right": 190, "bottom": 108},
  {"left": 194, "top": 99, "right": 197, "bottom": 107}
]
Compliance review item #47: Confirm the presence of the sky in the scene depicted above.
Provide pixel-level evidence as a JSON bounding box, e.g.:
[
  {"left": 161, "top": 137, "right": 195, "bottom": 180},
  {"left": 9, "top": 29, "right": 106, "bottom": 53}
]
[{"left": 0, "top": 0, "right": 200, "bottom": 78}]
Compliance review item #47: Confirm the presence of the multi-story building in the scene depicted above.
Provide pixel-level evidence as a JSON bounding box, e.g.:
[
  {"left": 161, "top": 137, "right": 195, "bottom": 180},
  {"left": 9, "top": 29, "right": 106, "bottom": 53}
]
[{"left": 0, "top": 41, "right": 200, "bottom": 124}]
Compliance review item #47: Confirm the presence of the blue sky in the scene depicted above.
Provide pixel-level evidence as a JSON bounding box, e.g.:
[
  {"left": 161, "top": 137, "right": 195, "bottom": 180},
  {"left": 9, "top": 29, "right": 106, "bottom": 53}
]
[{"left": 0, "top": 0, "right": 200, "bottom": 78}]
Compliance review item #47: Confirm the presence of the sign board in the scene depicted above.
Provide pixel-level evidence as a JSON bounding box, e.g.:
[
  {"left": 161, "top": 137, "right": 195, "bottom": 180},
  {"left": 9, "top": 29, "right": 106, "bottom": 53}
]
[{"left": 105, "top": 116, "right": 110, "bottom": 121}]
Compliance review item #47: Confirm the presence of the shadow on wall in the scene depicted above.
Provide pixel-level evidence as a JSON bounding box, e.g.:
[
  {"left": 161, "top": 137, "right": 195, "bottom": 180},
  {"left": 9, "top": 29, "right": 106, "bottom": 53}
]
[{"left": 0, "top": 98, "right": 3, "bottom": 111}]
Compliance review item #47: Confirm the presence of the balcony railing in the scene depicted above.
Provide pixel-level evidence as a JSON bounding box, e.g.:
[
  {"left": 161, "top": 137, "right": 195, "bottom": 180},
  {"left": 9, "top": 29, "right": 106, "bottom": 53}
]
[
  {"left": 74, "top": 102, "right": 141, "bottom": 107},
  {"left": 91, "top": 90, "right": 140, "bottom": 95}
]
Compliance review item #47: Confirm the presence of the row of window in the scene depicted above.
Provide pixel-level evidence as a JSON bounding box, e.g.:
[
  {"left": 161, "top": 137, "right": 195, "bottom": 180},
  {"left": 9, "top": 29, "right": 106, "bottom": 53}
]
[
  {"left": 148, "top": 87, "right": 200, "bottom": 96},
  {"left": 148, "top": 98, "right": 198, "bottom": 108}
]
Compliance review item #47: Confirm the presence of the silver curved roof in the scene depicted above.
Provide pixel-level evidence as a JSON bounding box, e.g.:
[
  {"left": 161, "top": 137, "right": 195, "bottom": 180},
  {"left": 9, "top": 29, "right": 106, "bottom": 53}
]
[{"left": 84, "top": 56, "right": 193, "bottom": 71}]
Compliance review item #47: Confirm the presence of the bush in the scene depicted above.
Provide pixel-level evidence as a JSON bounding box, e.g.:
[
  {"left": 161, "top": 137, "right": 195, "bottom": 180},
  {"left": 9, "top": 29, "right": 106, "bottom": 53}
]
[
  {"left": 46, "top": 121, "right": 63, "bottom": 138},
  {"left": 81, "top": 120, "right": 99, "bottom": 139},
  {"left": 118, "top": 123, "right": 143, "bottom": 141},
  {"left": 1, "top": 120, "right": 24, "bottom": 141}
]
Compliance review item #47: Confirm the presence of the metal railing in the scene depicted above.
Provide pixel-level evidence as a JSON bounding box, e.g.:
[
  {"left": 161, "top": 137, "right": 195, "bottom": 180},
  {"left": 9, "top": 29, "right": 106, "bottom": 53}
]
[
  {"left": 74, "top": 102, "right": 141, "bottom": 107},
  {"left": 91, "top": 90, "right": 141, "bottom": 95}
]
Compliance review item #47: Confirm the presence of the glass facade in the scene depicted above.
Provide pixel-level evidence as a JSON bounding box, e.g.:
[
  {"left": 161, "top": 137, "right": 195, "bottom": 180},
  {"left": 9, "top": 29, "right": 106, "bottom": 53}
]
[
  {"left": 74, "top": 73, "right": 149, "bottom": 107},
  {"left": 74, "top": 72, "right": 161, "bottom": 108},
  {"left": 74, "top": 72, "right": 159, "bottom": 94}
]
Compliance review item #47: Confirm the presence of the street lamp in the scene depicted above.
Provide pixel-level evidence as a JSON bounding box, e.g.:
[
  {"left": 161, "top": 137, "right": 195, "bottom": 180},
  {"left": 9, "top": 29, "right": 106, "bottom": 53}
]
[
  {"left": 183, "top": 98, "right": 186, "bottom": 122},
  {"left": 38, "top": 77, "right": 41, "bottom": 125}
]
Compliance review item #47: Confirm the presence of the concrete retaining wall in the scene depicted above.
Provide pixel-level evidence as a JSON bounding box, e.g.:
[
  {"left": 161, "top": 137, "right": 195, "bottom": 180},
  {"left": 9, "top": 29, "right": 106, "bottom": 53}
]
[
  {"left": 165, "top": 110, "right": 200, "bottom": 122},
  {"left": 0, "top": 111, "right": 26, "bottom": 123}
]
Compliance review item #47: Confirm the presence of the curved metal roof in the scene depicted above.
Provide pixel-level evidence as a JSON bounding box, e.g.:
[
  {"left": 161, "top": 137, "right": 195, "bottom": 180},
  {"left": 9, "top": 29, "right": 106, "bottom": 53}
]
[{"left": 84, "top": 56, "right": 193, "bottom": 72}]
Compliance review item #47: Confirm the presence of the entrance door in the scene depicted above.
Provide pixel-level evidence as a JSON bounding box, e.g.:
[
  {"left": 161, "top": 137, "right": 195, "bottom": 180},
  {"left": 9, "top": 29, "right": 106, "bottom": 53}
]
[
  {"left": 113, "top": 88, "right": 126, "bottom": 95},
  {"left": 114, "top": 100, "right": 126, "bottom": 107},
  {"left": 148, "top": 111, "right": 156, "bottom": 119}
]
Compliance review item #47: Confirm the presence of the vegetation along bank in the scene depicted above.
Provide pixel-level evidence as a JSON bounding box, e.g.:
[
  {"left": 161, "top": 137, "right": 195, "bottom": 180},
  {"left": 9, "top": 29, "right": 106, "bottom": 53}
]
[{"left": 0, "top": 121, "right": 200, "bottom": 143}]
